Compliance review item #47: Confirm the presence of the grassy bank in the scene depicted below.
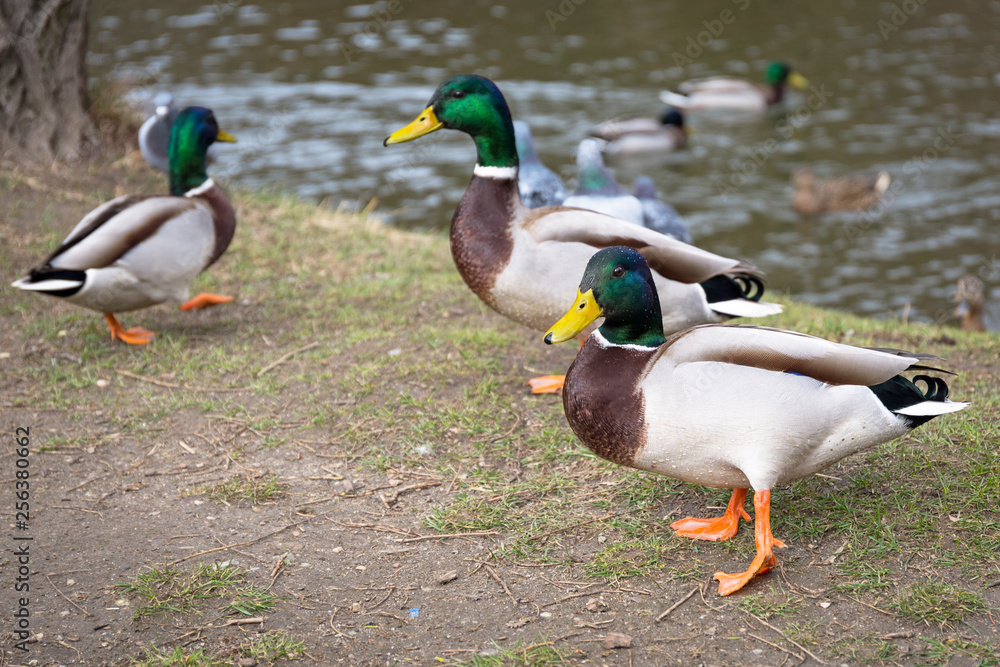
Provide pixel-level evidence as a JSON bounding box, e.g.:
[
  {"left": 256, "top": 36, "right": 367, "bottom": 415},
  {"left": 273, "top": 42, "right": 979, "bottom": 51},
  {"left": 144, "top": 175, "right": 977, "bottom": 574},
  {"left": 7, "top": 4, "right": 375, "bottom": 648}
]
[{"left": 1, "top": 160, "right": 998, "bottom": 666}]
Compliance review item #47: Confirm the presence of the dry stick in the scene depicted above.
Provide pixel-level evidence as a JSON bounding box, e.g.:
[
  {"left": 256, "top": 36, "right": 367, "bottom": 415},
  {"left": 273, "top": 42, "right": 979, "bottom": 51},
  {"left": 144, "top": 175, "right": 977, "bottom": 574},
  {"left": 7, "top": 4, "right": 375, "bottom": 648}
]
[
  {"left": 398, "top": 531, "right": 500, "bottom": 543},
  {"left": 745, "top": 611, "right": 828, "bottom": 665},
  {"left": 224, "top": 617, "right": 265, "bottom": 626},
  {"left": 257, "top": 341, "right": 320, "bottom": 377},
  {"left": 65, "top": 472, "right": 113, "bottom": 493},
  {"left": 843, "top": 594, "right": 894, "bottom": 616},
  {"left": 117, "top": 369, "right": 246, "bottom": 392},
  {"left": 483, "top": 564, "right": 518, "bottom": 607},
  {"left": 52, "top": 505, "right": 102, "bottom": 516},
  {"left": 44, "top": 574, "right": 91, "bottom": 617},
  {"left": 656, "top": 585, "right": 700, "bottom": 623},
  {"left": 747, "top": 633, "right": 804, "bottom": 662},
  {"left": 327, "top": 610, "right": 353, "bottom": 641},
  {"left": 367, "top": 586, "right": 395, "bottom": 611},
  {"left": 296, "top": 495, "right": 340, "bottom": 508},
  {"left": 526, "top": 503, "right": 666, "bottom": 543},
  {"left": 542, "top": 589, "right": 619, "bottom": 608},
  {"left": 698, "top": 581, "right": 725, "bottom": 612},
  {"left": 382, "top": 481, "right": 442, "bottom": 506},
  {"left": 167, "top": 516, "right": 314, "bottom": 567}
]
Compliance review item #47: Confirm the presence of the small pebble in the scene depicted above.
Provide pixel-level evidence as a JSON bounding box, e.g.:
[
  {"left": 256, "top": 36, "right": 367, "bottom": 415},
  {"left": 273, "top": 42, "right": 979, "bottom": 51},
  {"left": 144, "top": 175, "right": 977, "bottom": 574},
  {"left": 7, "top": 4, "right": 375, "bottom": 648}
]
[
  {"left": 539, "top": 612, "right": 552, "bottom": 618},
  {"left": 332, "top": 546, "right": 344, "bottom": 553},
  {"left": 95, "top": 379, "right": 109, "bottom": 388}
]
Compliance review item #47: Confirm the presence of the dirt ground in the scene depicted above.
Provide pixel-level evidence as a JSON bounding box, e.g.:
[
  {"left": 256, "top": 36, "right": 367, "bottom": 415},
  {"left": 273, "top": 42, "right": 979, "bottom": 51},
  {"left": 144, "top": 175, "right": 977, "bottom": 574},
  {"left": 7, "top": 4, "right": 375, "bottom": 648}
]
[{"left": 1, "top": 156, "right": 998, "bottom": 667}]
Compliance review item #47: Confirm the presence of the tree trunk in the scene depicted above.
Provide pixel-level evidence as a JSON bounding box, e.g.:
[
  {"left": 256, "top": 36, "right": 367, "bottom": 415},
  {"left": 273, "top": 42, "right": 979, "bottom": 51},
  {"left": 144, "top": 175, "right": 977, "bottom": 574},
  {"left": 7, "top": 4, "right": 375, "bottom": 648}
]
[{"left": 0, "top": 0, "right": 94, "bottom": 163}]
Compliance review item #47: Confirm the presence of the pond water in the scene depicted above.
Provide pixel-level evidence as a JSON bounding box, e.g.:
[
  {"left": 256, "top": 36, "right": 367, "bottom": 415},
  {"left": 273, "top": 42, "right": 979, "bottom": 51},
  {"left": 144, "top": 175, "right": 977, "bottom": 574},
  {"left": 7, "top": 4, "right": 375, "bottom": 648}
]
[{"left": 87, "top": 0, "right": 1000, "bottom": 328}]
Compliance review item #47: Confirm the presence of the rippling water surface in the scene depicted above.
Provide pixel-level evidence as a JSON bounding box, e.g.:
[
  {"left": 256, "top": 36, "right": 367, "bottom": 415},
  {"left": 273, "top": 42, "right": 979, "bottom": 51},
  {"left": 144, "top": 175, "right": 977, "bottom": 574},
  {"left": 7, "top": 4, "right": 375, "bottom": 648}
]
[{"left": 88, "top": 0, "right": 1000, "bottom": 328}]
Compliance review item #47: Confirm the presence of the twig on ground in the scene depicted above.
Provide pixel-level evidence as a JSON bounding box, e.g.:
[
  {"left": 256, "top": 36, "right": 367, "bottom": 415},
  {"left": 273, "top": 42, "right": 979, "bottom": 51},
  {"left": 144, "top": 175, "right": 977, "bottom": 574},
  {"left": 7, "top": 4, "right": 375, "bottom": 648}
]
[
  {"left": 656, "top": 586, "right": 699, "bottom": 623},
  {"left": 484, "top": 564, "right": 518, "bottom": 607},
  {"left": 117, "top": 369, "right": 246, "bottom": 392},
  {"left": 542, "top": 589, "right": 619, "bottom": 608},
  {"left": 744, "top": 610, "right": 828, "bottom": 664},
  {"left": 397, "top": 530, "right": 499, "bottom": 543},
  {"left": 380, "top": 481, "right": 442, "bottom": 507},
  {"left": 747, "top": 633, "right": 804, "bottom": 662},
  {"left": 843, "top": 594, "right": 894, "bottom": 616},
  {"left": 257, "top": 341, "right": 320, "bottom": 377},
  {"left": 525, "top": 503, "right": 665, "bottom": 543},
  {"left": 45, "top": 574, "right": 91, "bottom": 617},
  {"left": 327, "top": 610, "right": 353, "bottom": 640},
  {"left": 52, "top": 505, "right": 102, "bottom": 517},
  {"left": 224, "top": 617, "right": 265, "bottom": 626}
]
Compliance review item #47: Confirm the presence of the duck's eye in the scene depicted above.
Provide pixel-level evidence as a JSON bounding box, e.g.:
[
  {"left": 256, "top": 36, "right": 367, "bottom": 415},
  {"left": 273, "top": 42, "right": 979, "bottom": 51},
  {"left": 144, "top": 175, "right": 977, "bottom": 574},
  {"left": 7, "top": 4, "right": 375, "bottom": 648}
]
[
  {"left": 612, "top": 266, "right": 625, "bottom": 278},
  {"left": 452, "top": 90, "right": 466, "bottom": 99}
]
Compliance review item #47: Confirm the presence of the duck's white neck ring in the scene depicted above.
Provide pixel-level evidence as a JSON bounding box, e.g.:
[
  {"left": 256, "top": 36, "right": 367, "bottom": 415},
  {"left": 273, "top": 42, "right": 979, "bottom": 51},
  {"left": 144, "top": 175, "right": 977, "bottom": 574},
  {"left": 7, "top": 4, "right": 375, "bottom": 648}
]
[
  {"left": 185, "top": 178, "right": 215, "bottom": 197},
  {"left": 473, "top": 165, "right": 518, "bottom": 179},
  {"left": 593, "top": 330, "right": 659, "bottom": 352}
]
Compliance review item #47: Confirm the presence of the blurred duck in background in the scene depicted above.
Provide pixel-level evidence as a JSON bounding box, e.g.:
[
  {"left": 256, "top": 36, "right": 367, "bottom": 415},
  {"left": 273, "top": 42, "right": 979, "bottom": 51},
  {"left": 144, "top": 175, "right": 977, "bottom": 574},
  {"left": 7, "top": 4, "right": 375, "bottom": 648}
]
[
  {"left": 139, "top": 92, "right": 220, "bottom": 173},
  {"left": 954, "top": 275, "right": 986, "bottom": 332},
  {"left": 791, "top": 167, "right": 891, "bottom": 216},
  {"left": 513, "top": 120, "right": 567, "bottom": 208},
  {"left": 588, "top": 107, "right": 687, "bottom": 155},
  {"left": 661, "top": 61, "right": 808, "bottom": 112}
]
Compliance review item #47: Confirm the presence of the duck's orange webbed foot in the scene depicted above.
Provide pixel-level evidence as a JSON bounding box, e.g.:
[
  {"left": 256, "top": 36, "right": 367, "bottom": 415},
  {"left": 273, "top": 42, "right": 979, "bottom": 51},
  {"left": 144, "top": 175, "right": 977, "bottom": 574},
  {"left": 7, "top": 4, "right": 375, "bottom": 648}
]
[
  {"left": 180, "top": 292, "right": 233, "bottom": 311},
  {"left": 714, "top": 489, "right": 785, "bottom": 596},
  {"left": 671, "top": 488, "right": 750, "bottom": 541},
  {"left": 528, "top": 374, "right": 565, "bottom": 394},
  {"left": 104, "top": 313, "right": 155, "bottom": 345}
]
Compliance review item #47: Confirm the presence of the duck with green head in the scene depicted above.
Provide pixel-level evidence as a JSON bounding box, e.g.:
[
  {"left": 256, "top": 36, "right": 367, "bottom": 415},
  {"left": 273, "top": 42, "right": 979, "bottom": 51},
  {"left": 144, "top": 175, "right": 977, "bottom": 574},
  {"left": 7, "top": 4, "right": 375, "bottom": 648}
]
[
  {"left": 385, "top": 74, "right": 781, "bottom": 392},
  {"left": 12, "top": 107, "right": 238, "bottom": 344},
  {"left": 546, "top": 246, "right": 968, "bottom": 595},
  {"left": 661, "top": 61, "right": 809, "bottom": 112}
]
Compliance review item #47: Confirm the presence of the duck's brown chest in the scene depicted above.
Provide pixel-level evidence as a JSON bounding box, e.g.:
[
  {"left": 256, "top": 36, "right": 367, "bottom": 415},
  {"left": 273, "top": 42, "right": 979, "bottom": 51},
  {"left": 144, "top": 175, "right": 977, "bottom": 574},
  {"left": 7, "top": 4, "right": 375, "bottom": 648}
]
[
  {"left": 449, "top": 176, "right": 516, "bottom": 306},
  {"left": 562, "top": 339, "right": 654, "bottom": 467}
]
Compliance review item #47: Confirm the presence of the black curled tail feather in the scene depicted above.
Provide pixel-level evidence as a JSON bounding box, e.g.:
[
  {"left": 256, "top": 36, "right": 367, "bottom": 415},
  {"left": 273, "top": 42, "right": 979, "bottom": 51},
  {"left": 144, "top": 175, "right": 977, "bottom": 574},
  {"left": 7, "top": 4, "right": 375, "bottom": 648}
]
[
  {"left": 699, "top": 274, "right": 765, "bottom": 304},
  {"left": 869, "top": 374, "right": 952, "bottom": 428},
  {"left": 912, "top": 375, "right": 949, "bottom": 402}
]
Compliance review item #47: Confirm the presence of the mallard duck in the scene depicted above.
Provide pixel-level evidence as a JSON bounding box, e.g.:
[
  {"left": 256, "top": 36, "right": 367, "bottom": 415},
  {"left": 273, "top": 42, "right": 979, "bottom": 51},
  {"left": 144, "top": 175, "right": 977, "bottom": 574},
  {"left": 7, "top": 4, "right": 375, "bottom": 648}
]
[
  {"left": 633, "top": 176, "right": 691, "bottom": 244},
  {"left": 12, "top": 107, "right": 238, "bottom": 344},
  {"left": 138, "top": 93, "right": 220, "bottom": 173},
  {"left": 661, "top": 62, "right": 808, "bottom": 112},
  {"left": 954, "top": 275, "right": 986, "bottom": 332},
  {"left": 562, "top": 139, "right": 645, "bottom": 225},
  {"left": 513, "top": 120, "right": 567, "bottom": 208},
  {"left": 588, "top": 108, "right": 687, "bottom": 155},
  {"left": 384, "top": 74, "right": 782, "bottom": 393},
  {"left": 545, "top": 246, "right": 968, "bottom": 595},
  {"left": 792, "top": 167, "right": 891, "bottom": 216}
]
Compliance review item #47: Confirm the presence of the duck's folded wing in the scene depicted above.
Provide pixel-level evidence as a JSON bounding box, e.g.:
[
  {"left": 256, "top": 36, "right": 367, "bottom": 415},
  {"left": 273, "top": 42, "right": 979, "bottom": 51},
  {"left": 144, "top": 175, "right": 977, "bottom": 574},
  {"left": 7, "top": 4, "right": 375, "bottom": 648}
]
[
  {"left": 657, "top": 324, "right": 945, "bottom": 386},
  {"left": 588, "top": 117, "right": 661, "bottom": 141},
  {"left": 523, "top": 208, "right": 759, "bottom": 284},
  {"left": 44, "top": 196, "right": 198, "bottom": 270},
  {"left": 678, "top": 77, "right": 761, "bottom": 94}
]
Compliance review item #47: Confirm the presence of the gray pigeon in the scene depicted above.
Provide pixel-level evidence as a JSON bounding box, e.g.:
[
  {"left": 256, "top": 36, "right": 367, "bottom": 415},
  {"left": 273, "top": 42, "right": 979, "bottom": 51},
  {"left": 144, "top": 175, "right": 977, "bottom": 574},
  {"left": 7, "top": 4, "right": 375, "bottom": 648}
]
[
  {"left": 634, "top": 176, "right": 691, "bottom": 244},
  {"left": 513, "top": 120, "right": 567, "bottom": 208},
  {"left": 562, "top": 139, "right": 644, "bottom": 224}
]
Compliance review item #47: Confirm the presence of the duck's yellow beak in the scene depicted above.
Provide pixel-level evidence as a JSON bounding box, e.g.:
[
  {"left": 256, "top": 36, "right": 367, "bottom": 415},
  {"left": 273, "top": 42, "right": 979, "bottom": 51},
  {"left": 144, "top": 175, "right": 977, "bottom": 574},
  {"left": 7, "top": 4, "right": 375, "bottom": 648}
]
[
  {"left": 384, "top": 107, "right": 442, "bottom": 146},
  {"left": 544, "top": 289, "right": 602, "bottom": 344},
  {"left": 787, "top": 72, "right": 809, "bottom": 90},
  {"left": 216, "top": 130, "right": 237, "bottom": 143}
]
